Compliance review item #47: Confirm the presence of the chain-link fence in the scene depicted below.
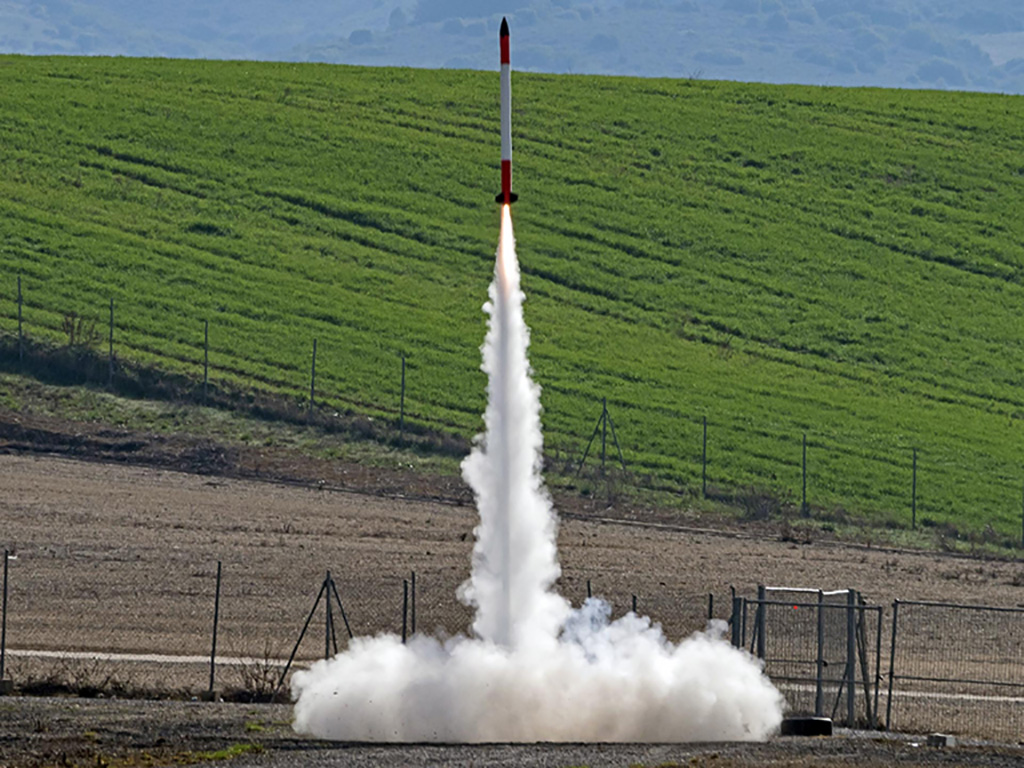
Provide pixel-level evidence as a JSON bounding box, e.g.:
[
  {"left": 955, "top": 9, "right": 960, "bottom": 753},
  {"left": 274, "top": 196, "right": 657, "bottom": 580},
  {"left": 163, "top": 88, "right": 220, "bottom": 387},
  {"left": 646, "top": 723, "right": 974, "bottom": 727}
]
[
  {"left": 0, "top": 547, "right": 422, "bottom": 700},
  {"left": 7, "top": 293, "right": 1024, "bottom": 552},
  {"left": 3, "top": 550, "right": 1023, "bottom": 741},
  {"left": 0, "top": 550, "right": 730, "bottom": 701},
  {"left": 730, "top": 589, "right": 882, "bottom": 729},
  {"left": 885, "top": 600, "right": 1024, "bottom": 741}
]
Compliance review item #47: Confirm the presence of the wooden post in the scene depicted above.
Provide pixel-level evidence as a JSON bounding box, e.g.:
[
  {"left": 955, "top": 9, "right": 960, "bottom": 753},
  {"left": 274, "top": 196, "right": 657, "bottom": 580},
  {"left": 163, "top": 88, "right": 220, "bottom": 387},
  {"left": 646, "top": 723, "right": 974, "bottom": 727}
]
[
  {"left": 702, "top": 416, "right": 708, "bottom": 499},
  {"left": 911, "top": 449, "right": 917, "bottom": 530},
  {"left": 203, "top": 320, "right": 209, "bottom": 404},
  {"left": 308, "top": 338, "right": 317, "bottom": 418}
]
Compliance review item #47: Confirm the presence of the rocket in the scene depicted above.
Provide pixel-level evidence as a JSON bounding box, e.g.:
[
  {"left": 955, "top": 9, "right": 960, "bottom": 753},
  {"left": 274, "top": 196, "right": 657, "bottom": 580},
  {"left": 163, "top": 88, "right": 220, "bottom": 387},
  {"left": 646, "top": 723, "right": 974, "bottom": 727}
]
[{"left": 496, "top": 17, "right": 518, "bottom": 205}]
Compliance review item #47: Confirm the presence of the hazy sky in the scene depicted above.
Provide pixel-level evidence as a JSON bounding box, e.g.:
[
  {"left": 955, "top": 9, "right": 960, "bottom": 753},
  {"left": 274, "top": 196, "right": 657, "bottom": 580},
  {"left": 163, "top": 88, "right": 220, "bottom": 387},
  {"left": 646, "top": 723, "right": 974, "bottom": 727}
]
[{"left": 4, "top": 2, "right": 1024, "bottom": 93}]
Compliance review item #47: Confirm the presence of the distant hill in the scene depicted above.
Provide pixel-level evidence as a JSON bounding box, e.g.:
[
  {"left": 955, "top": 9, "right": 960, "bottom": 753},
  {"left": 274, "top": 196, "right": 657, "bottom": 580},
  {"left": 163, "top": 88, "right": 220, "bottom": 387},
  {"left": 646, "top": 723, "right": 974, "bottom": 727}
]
[
  {"left": 4, "top": 1, "right": 1024, "bottom": 93},
  {"left": 3, "top": 56, "right": 1024, "bottom": 546}
]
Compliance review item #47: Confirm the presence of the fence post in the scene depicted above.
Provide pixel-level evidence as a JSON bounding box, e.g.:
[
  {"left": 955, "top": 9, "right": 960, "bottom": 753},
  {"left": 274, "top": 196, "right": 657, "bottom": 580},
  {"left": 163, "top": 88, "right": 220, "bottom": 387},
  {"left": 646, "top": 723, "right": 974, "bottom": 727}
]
[
  {"left": 733, "top": 593, "right": 741, "bottom": 651},
  {"left": 410, "top": 570, "right": 416, "bottom": 636},
  {"left": 707, "top": 593, "right": 713, "bottom": 621},
  {"left": 308, "top": 338, "right": 318, "bottom": 418},
  {"left": 632, "top": 594, "right": 637, "bottom": 614},
  {"left": 108, "top": 298, "right": 114, "bottom": 386},
  {"left": 885, "top": 600, "right": 900, "bottom": 731},
  {"left": 274, "top": 575, "right": 329, "bottom": 697},
  {"left": 741, "top": 598, "right": 749, "bottom": 651},
  {"left": 815, "top": 589, "right": 824, "bottom": 717},
  {"left": 329, "top": 577, "right": 353, "bottom": 640},
  {"left": 325, "top": 569, "right": 334, "bottom": 660},
  {"left": 207, "top": 560, "right": 222, "bottom": 698},
  {"left": 586, "top": 579, "right": 592, "bottom": 599},
  {"left": 911, "top": 449, "right": 917, "bottom": 530},
  {"left": 577, "top": 400, "right": 626, "bottom": 475},
  {"left": 846, "top": 588, "right": 856, "bottom": 727},
  {"left": 755, "top": 585, "right": 766, "bottom": 660},
  {"left": 801, "top": 433, "right": 808, "bottom": 515},
  {"left": 203, "top": 320, "right": 209, "bottom": 404},
  {"left": 855, "top": 599, "right": 872, "bottom": 727},
  {"left": 399, "top": 354, "right": 406, "bottom": 442},
  {"left": 401, "top": 579, "right": 409, "bottom": 644},
  {"left": 702, "top": 416, "right": 708, "bottom": 499},
  {"left": 17, "top": 277, "right": 23, "bottom": 365},
  {"left": 873, "top": 605, "right": 883, "bottom": 730},
  {"left": 1, "top": 550, "right": 8, "bottom": 689},
  {"left": 601, "top": 397, "right": 608, "bottom": 472}
]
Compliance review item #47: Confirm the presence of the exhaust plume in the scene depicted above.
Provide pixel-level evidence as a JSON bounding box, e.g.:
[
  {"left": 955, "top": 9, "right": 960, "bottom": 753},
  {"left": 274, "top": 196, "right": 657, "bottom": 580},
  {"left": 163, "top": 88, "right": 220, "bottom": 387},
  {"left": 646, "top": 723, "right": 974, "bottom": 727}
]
[{"left": 291, "top": 206, "right": 784, "bottom": 741}]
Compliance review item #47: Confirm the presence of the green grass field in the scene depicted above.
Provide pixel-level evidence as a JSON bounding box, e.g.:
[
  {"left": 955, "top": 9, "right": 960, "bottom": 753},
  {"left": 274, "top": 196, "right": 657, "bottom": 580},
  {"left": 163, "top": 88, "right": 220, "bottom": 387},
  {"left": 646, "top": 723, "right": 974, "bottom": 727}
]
[{"left": 2, "top": 55, "right": 1024, "bottom": 545}]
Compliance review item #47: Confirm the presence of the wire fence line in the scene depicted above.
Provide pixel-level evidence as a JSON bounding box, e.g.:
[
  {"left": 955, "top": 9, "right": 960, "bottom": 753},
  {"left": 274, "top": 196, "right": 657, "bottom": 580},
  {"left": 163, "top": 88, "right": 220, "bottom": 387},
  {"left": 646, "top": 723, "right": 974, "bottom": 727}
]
[
  {"left": 885, "top": 599, "right": 1024, "bottom": 741},
  {"left": 0, "top": 550, "right": 721, "bottom": 701},
  {"left": 731, "top": 588, "right": 1024, "bottom": 741},
  {"left": 1, "top": 549, "right": 1022, "bottom": 740},
  {"left": 5, "top": 277, "right": 1024, "bottom": 547},
  {"left": 732, "top": 589, "right": 883, "bottom": 729}
]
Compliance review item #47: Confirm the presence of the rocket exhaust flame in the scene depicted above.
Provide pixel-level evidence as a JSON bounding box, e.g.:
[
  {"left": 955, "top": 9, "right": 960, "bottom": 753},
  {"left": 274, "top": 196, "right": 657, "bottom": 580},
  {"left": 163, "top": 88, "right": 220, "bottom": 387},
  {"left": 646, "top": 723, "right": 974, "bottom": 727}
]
[{"left": 289, "top": 208, "right": 785, "bottom": 742}]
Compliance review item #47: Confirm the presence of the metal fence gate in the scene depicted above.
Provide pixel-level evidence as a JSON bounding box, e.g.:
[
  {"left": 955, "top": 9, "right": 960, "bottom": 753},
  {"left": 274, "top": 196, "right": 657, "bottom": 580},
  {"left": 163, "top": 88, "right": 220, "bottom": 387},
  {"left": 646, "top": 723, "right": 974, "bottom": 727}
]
[
  {"left": 731, "top": 588, "right": 882, "bottom": 728},
  {"left": 886, "top": 599, "right": 1024, "bottom": 741}
]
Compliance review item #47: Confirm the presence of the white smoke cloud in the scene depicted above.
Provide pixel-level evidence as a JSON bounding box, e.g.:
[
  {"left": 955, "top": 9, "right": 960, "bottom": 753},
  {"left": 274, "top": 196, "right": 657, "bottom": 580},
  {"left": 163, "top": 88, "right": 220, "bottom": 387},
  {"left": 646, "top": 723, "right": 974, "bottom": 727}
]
[
  {"left": 291, "top": 207, "right": 785, "bottom": 742},
  {"left": 458, "top": 206, "right": 567, "bottom": 649}
]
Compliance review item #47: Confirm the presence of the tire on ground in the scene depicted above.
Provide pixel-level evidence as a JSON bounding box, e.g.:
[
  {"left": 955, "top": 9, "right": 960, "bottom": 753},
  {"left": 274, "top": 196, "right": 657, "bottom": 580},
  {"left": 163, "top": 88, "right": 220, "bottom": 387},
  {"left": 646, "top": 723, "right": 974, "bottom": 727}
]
[{"left": 780, "top": 717, "right": 833, "bottom": 737}]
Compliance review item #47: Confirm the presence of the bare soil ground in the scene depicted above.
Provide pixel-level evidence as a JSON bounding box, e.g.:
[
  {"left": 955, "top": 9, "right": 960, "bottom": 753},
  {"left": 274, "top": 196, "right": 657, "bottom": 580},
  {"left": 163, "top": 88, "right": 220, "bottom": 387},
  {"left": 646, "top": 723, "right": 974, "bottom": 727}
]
[
  {"left": 2, "top": 697, "right": 1023, "bottom": 768},
  {"left": 2, "top": 411, "right": 1024, "bottom": 765}
]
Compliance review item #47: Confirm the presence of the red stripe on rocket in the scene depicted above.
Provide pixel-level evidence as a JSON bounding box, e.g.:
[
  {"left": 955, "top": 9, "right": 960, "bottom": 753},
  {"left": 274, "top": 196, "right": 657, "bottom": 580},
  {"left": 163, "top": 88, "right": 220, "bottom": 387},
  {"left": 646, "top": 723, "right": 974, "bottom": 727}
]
[{"left": 496, "top": 17, "right": 518, "bottom": 205}]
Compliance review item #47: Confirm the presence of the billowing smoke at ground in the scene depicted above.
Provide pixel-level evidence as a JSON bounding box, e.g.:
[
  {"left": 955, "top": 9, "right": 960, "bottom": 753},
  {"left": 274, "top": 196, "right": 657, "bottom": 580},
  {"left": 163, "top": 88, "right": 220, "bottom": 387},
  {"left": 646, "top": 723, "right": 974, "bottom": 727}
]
[{"left": 291, "top": 207, "right": 784, "bottom": 742}]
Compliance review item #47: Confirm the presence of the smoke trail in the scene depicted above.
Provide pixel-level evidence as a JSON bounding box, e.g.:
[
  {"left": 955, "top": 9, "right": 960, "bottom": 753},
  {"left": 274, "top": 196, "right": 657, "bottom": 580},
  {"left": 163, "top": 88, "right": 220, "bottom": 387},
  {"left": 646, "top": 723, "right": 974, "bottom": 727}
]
[
  {"left": 459, "top": 205, "right": 568, "bottom": 649},
  {"left": 291, "top": 207, "right": 785, "bottom": 742}
]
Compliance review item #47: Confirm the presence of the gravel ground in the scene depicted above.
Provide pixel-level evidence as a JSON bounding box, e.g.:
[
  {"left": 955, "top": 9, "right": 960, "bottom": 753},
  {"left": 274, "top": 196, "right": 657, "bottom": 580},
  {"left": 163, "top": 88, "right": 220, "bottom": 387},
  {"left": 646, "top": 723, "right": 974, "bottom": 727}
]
[{"left": 2, "top": 697, "right": 1023, "bottom": 768}]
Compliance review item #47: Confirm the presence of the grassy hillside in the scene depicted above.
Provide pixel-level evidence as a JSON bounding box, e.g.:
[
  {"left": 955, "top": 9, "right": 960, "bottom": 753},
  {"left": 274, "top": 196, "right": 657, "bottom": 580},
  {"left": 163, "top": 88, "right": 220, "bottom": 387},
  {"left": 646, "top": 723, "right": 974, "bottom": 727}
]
[{"left": 2, "top": 55, "right": 1024, "bottom": 545}]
